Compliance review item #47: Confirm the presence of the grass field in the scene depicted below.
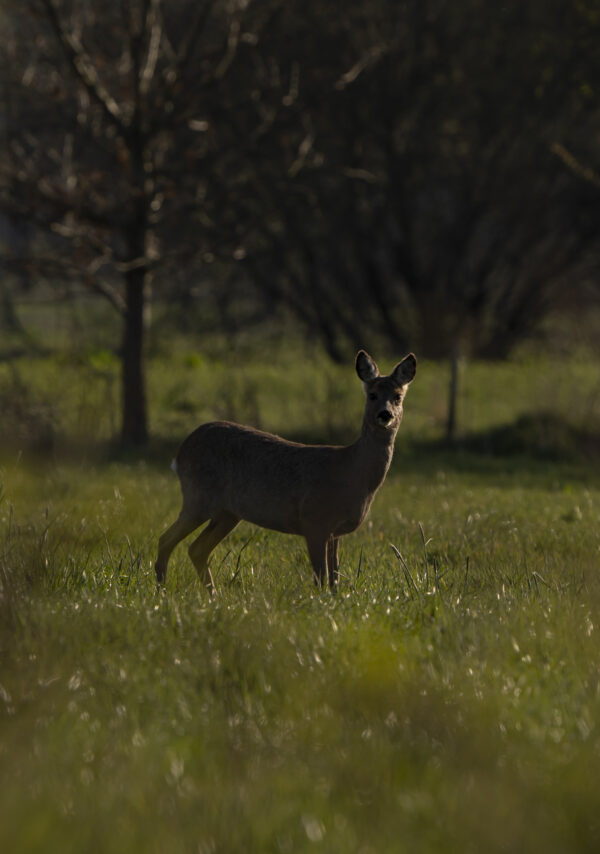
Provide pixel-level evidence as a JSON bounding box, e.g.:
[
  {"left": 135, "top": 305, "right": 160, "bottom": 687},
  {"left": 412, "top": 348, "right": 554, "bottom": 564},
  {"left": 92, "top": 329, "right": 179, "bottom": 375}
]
[{"left": 1, "top": 335, "right": 600, "bottom": 852}]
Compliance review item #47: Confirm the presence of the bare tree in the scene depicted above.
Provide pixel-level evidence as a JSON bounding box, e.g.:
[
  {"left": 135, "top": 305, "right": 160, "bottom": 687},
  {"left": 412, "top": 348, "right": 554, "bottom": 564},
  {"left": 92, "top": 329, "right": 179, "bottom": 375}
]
[{"left": 0, "top": 0, "right": 282, "bottom": 444}]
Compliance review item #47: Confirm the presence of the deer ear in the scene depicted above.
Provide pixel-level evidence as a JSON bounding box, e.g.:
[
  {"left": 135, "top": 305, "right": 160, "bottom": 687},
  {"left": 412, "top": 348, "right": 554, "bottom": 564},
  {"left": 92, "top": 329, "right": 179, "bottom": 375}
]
[
  {"left": 392, "top": 353, "right": 417, "bottom": 386},
  {"left": 356, "top": 350, "right": 380, "bottom": 382}
]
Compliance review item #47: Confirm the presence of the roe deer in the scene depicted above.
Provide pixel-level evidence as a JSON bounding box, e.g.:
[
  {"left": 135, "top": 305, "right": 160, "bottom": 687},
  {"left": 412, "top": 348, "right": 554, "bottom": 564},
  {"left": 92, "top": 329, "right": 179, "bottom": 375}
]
[{"left": 155, "top": 350, "right": 416, "bottom": 591}]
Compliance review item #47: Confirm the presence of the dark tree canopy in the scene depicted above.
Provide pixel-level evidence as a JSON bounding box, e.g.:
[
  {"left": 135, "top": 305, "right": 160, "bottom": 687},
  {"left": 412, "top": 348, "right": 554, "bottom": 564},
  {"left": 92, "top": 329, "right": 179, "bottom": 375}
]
[{"left": 1, "top": 0, "right": 599, "bottom": 442}]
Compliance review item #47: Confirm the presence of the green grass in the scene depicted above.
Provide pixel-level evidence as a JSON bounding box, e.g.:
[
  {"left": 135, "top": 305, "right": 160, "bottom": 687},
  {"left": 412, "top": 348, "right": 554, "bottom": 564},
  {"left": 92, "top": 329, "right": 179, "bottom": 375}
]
[
  {"left": 2, "top": 346, "right": 599, "bottom": 455},
  {"left": 1, "top": 340, "right": 600, "bottom": 852}
]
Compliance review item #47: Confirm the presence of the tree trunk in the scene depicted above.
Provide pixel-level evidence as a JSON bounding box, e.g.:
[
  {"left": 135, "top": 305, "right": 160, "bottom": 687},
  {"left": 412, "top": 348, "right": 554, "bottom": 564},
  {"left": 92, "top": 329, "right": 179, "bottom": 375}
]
[
  {"left": 0, "top": 286, "right": 24, "bottom": 334},
  {"left": 120, "top": 267, "right": 148, "bottom": 446},
  {"left": 446, "top": 347, "right": 460, "bottom": 443}
]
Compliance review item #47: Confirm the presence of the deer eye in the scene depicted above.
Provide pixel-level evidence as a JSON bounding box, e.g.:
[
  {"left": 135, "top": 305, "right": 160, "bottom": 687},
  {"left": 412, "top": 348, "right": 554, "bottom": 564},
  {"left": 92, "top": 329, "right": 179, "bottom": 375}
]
[
  {"left": 394, "top": 394, "right": 402, "bottom": 403},
  {"left": 369, "top": 392, "right": 377, "bottom": 401}
]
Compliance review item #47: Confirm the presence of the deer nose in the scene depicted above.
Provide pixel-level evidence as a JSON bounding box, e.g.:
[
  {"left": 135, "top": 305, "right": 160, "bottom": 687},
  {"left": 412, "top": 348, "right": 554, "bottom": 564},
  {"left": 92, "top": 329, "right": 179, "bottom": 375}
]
[{"left": 377, "top": 409, "right": 392, "bottom": 424}]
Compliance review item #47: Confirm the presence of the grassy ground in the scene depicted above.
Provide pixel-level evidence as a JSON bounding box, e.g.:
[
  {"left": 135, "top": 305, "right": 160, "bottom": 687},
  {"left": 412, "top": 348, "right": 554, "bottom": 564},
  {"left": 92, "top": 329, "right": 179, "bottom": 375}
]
[{"left": 1, "top": 335, "right": 600, "bottom": 852}]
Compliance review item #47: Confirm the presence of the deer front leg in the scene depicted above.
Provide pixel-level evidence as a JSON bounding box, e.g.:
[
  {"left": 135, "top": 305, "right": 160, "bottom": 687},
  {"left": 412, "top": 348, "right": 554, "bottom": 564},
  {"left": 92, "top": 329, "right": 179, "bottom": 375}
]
[
  {"left": 327, "top": 536, "right": 339, "bottom": 589},
  {"left": 305, "top": 533, "right": 329, "bottom": 587}
]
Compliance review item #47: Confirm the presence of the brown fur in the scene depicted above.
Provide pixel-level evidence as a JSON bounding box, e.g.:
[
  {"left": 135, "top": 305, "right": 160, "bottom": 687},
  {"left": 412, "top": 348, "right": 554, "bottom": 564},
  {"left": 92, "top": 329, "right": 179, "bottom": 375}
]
[{"left": 155, "top": 350, "right": 416, "bottom": 591}]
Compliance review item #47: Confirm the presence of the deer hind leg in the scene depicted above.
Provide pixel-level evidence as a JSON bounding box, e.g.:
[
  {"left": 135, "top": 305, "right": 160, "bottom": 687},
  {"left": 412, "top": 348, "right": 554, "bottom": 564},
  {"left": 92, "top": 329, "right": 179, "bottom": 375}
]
[
  {"left": 188, "top": 511, "right": 240, "bottom": 593},
  {"left": 327, "top": 536, "right": 339, "bottom": 589},
  {"left": 305, "top": 533, "right": 330, "bottom": 587},
  {"left": 155, "top": 513, "right": 204, "bottom": 587}
]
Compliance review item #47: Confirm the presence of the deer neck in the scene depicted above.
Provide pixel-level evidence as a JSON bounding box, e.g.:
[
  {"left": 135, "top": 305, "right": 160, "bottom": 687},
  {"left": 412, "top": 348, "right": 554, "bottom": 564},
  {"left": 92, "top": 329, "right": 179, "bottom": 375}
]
[{"left": 351, "top": 419, "right": 397, "bottom": 493}]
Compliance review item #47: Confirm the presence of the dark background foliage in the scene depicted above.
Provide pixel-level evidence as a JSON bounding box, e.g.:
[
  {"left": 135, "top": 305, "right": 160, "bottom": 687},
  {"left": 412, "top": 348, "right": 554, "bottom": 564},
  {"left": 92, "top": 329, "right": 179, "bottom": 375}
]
[{"left": 1, "top": 0, "right": 599, "bottom": 443}]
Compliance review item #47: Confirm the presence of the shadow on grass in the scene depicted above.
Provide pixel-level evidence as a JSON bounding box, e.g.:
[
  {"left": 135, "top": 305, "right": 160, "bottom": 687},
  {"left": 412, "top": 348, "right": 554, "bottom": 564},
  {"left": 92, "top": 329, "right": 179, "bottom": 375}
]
[{"left": 394, "top": 412, "right": 600, "bottom": 484}]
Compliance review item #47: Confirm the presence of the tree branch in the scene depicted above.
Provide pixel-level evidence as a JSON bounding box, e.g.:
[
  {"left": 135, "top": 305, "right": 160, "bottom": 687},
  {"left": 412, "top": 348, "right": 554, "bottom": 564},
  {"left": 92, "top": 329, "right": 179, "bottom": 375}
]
[
  {"left": 174, "top": 0, "right": 215, "bottom": 74},
  {"left": 214, "top": 16, "right": 241, "bottom": 80},
  {"left": 0, "top": 251, "right": 127, "bottom": 314},
  {"left": 40, "top": 0, "right": 128, "bottom": 136},
  {"left": 551, "top": 143, "right": 600, "bottom": 192},
  {"left": 140, "top": 0, "right": 163, "bottom": 96}
]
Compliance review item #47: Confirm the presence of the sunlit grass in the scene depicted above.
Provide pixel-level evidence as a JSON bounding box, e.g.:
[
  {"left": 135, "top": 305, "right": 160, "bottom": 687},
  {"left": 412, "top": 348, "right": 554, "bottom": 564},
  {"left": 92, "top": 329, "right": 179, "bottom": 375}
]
[{"left": 1, "top": 442, "right": 600, "bottom": 852}]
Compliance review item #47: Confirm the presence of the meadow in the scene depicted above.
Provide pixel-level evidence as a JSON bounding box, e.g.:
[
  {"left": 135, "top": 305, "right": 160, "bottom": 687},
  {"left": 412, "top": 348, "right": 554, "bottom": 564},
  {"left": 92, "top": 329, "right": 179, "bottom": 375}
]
[{"left": 1, "top": 324, "right": 600, "bottom": 853}]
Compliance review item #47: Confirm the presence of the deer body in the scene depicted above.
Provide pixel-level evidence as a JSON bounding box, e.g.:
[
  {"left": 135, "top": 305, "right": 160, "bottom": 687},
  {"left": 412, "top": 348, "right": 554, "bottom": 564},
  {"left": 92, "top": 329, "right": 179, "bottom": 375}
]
[{"left": 155, "top": 350, "right": 416, "bottom": 591}]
